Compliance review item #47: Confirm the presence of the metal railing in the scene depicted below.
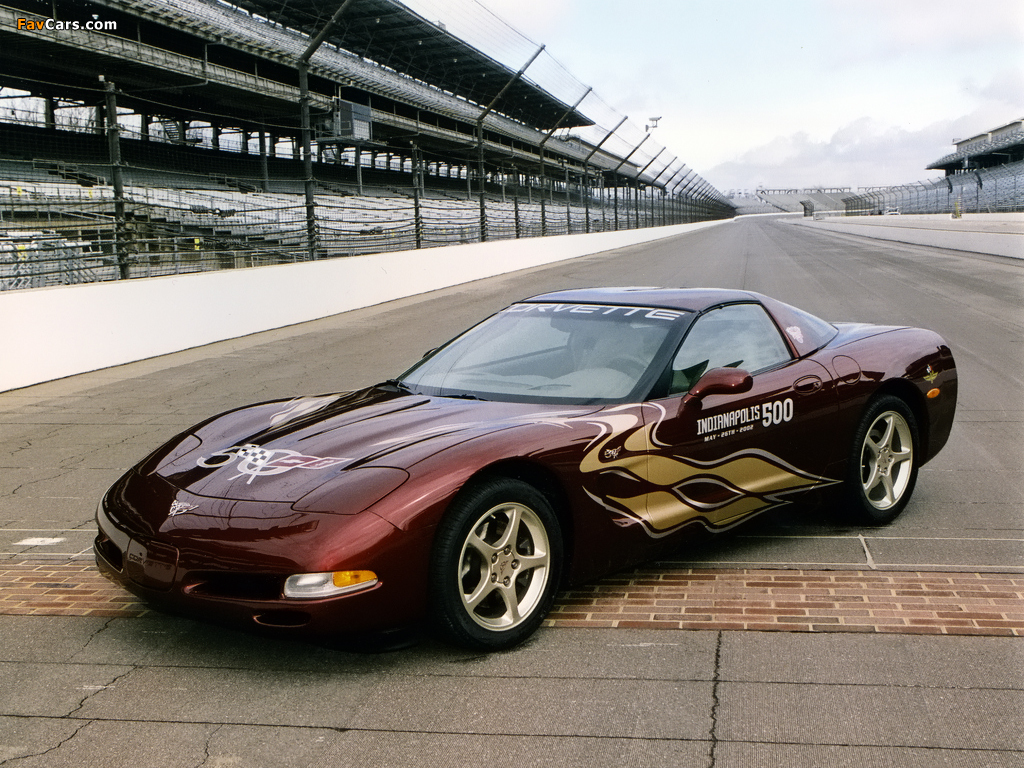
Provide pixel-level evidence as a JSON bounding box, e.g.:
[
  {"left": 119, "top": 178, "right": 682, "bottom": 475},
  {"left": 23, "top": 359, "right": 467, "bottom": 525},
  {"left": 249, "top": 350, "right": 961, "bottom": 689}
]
[
  {"left": 0, "top": 0, "right": 741, "bottom": 292},
  {"left": 842, "top": 162, "right": 1024, "bottom": 216},
  {"left": 1, "top": 180, "right": 720, "bottom": 290}
]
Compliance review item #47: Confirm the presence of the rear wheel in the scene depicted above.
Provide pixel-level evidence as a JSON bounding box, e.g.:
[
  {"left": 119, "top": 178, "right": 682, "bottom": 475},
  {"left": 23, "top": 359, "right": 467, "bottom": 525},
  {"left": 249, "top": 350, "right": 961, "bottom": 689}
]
[
  {"left": 844, "top": 395, "right": 919, "bottom": 525},
  {"left": 430, "top": 478, "right": 562, "bottom": 650}
]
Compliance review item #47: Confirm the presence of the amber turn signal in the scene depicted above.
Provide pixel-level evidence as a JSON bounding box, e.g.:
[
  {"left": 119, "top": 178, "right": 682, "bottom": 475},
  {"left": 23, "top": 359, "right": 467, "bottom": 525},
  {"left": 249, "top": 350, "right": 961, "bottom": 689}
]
[
  {"left": 333, "top": 570, "right": 378, "bottom": 588},
  {"left": 926, "top": 388, "right": 940, "bottom": 399},
  {"left": 284, "top": 570, "right": 378, "bottom": 598}
]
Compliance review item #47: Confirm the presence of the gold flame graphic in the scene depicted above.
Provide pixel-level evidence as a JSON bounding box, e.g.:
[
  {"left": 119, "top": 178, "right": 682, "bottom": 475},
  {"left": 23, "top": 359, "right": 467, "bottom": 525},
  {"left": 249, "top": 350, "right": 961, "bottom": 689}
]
[{"left": 577, "top": 405, "right": 834, "bottom": 535}]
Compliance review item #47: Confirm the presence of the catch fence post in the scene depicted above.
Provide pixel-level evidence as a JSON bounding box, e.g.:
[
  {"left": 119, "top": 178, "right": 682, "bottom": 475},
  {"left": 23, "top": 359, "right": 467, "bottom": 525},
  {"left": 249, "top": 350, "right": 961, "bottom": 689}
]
[
  {"left": 103, "top": 79, "right": 129, "bottom": 279},
  {"left": 414, "top": 189, "right": 422, "bottom": 249}
]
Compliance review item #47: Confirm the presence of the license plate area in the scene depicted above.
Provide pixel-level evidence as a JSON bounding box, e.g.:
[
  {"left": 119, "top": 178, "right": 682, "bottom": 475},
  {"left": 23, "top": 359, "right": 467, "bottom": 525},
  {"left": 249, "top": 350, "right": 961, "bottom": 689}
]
[{"left": 125, "top": 539, "right": 179, "bottom": 591}]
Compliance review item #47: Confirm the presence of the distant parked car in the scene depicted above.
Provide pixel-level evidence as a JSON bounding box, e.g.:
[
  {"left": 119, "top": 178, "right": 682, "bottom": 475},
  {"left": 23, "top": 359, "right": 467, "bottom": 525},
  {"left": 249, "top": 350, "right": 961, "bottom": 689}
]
[
  {"left": 95, "top": 287, "right": 957, "bottom": 650},
  {"left": 884, "top": 208, "right": 902, "bottom": 215}
]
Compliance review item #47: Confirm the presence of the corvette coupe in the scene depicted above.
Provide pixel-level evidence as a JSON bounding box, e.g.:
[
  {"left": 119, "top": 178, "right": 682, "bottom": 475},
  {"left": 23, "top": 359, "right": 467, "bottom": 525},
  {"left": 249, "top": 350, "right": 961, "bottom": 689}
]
[{"left": 95, "top": 287, "right": 957, "bottom": 649}]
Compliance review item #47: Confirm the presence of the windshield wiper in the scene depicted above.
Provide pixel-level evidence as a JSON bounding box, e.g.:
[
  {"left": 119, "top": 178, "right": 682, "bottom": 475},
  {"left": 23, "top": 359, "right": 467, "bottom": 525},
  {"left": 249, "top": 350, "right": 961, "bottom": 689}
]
[
  {"left": 380, "top": 378, "right": 415, "bottom": 394},
  {"left": 443, "top": 392, "right": 488, "bottom": 401}
]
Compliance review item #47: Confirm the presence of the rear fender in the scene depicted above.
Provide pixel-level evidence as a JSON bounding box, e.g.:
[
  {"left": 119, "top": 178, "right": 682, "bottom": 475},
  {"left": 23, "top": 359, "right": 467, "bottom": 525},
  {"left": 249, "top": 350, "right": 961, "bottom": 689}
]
[{"left": 827, "top": 328, "right": 956, "bottom": 467}]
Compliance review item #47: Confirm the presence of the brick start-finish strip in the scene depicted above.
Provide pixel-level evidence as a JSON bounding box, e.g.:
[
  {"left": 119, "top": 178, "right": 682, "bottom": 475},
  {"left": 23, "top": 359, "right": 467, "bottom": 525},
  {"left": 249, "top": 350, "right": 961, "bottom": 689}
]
[
  {"left": 2, "top": 561, "right": 1022, "bottom": 636},
  {"left": 546, "top": 568, "right": 1024, "bottom": 636},
  {"left": 1, "top": 561, "right": 148, "bottom": 618}
]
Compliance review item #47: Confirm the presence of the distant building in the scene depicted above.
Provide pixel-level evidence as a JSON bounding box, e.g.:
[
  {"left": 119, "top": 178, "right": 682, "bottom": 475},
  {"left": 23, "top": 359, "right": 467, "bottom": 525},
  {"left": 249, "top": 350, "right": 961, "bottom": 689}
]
[{"left": 927, "top": 119, "right": 1024, "bottom": 175}]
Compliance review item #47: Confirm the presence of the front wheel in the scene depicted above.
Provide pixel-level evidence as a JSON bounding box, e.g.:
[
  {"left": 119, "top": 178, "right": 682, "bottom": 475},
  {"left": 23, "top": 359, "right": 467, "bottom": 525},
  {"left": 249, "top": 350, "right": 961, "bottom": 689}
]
[
  {"left": 430, "top": 478, "right": 562, "bottom": 651},
  {"left": 844, "top": 395, "right": 919, "bottom": 525}
]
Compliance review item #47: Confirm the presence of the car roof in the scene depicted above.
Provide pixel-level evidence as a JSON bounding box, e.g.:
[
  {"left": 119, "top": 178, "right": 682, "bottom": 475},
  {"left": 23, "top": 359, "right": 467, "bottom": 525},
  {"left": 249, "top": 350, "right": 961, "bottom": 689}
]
[{"left": 521, "top": 287, "right": 762, "bottom": 313}]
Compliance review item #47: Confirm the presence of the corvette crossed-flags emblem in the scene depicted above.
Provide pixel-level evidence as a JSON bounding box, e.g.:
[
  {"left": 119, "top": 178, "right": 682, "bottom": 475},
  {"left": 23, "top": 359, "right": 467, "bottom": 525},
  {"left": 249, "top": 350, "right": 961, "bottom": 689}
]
[{"left": 196, "top": 443, "right": 350, "bottom": 483}]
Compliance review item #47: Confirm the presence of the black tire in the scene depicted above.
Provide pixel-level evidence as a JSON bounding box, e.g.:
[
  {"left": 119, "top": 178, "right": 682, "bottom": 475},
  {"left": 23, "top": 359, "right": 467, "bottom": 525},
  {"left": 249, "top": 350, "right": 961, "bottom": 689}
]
[
  {"left": 843, "top": 395, "right": 919, "bottom": 525},
  {"left": 430, "top": 477, "right": 562, "bottom": 651}
]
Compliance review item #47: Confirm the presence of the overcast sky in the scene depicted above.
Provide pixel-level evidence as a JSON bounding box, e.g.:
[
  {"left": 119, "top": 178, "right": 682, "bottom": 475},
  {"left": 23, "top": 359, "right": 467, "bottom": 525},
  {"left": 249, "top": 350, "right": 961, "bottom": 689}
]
[{"left": 406, "top": 0, "right": 1023, "bottom": 192}]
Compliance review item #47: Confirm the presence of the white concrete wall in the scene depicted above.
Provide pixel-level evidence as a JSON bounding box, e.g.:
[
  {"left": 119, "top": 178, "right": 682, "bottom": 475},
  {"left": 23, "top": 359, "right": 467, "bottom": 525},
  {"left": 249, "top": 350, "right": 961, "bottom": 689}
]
[
  {"left": 798, "top": 213, "right": 1024, "bottom": 259},
  {"left": 1, "top": 221, "right": 727, "bottom": 392}
]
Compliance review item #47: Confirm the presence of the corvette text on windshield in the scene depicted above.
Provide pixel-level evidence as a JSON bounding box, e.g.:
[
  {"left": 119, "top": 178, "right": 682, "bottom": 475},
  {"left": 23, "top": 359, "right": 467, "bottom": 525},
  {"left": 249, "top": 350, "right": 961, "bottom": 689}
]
[{"left": 505, "top": 303, "right": 687, "bottom": 322}]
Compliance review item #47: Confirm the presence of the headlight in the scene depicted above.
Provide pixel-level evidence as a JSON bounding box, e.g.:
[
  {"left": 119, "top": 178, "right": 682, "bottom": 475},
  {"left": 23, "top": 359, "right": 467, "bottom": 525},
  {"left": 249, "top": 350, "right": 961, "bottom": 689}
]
[
  {"left": 283, "top": 570, "right": 378, "bottom": 599},
  {"left": 292, "top": 467, "right": 409, "bottom": 513}
]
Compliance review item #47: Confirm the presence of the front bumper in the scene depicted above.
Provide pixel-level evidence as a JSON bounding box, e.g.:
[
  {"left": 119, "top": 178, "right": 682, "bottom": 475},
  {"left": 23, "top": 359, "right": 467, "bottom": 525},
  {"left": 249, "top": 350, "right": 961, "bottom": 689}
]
[{"left": 94, "top": 476, "right": 431, "bottom": 637}]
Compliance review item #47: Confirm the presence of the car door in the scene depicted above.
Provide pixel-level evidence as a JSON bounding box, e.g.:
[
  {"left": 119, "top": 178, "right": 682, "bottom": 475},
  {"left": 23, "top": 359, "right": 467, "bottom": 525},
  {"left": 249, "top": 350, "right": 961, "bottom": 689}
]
[{"left": 637, "top": 302, "right": 840, "bottom": 535}]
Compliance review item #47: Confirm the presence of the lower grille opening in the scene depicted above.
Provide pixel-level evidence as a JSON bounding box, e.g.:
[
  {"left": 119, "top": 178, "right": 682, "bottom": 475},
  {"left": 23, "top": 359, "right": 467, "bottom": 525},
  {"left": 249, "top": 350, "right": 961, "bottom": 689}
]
[
  {"left": 94, "top": 534, "right": 124, "bottom": 571},
  {"left": 184, "top": 572, "right": 283, "bottom": 601}
]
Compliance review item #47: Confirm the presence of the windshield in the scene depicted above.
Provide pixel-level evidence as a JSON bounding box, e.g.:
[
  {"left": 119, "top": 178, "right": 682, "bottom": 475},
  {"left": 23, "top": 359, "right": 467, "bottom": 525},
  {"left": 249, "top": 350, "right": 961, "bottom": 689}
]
[{"left": 399, "top": 303, "right": 688, "bottom": 403}]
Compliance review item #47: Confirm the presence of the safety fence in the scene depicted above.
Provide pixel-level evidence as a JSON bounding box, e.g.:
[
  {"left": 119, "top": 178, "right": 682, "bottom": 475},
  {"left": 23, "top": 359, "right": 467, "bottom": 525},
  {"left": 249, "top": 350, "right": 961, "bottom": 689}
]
[
  {"left": 0, "top": 180, "right": 714, "bottom": 290},
  {"left": 0, "top": 0, "right": 742, "bottom": 292},
  {"left": 842, "top": 161, "right": 1024, "bottom": 216}
]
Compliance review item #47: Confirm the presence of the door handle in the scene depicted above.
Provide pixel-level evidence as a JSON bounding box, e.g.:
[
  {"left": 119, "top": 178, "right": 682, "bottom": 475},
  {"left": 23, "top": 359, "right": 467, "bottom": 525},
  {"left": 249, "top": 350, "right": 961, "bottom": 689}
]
[{"left": 794, "top": 375, "right": 822, "bottom": 394}]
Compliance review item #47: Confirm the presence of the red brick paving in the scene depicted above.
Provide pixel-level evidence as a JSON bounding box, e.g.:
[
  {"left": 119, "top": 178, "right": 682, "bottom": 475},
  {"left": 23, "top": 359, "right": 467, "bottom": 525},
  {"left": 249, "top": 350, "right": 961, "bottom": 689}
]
[
  {"left": 2, "top": 560, "right": 1022, "bottom": 636},
  {"left": 544, "top": 567, "right": 1024, "bottom": 636},
  {"left": 0, "top": 560, "right": 148, "bottom": 618}
]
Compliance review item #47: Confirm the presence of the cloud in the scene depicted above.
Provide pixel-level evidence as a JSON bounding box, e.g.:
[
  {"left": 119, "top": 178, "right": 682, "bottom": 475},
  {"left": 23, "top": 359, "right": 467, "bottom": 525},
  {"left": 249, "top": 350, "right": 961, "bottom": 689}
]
[
  {"left": 475, "top": 0, "right": 577, "bottom": 39},
  {"left": 972, "top": 69, "right": 1024, "bottom": 109},
  {"left": 704, "top": 118, "right": 960, "bottom": 191},
  {"left": 843, "top": 0, "right": 1024, "bottom": 56},
  {"left": 702, "top": 64, "right": 1023, "bottom": 193},
  {"left": 410, "top": 0, "right": 1023, "bottom": 194}
]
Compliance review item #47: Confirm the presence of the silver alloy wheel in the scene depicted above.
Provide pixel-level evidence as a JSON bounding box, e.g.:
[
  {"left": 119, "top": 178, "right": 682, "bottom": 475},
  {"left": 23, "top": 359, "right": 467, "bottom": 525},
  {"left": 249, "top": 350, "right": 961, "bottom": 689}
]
[
  {"left": 457, "top": 502, "right": 551, "bottom": 631},
  {"left": 858, "top": 410, "right": 915, "bottom": 510}
]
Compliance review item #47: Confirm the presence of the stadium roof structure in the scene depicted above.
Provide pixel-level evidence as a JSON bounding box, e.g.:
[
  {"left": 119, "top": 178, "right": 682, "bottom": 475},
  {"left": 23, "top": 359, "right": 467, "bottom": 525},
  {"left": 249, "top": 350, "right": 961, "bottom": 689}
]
[
  {"left": 0, "top": 0, "right": 731, "bottom": 205},
  {"left": 0, "top": 0, "right": 303, "bottom": 122},
  {"left": 220, "top": 0, "right": 590, "bottom": 130},
  {"left": 927, "top": 119, "right": 1024, "bottom": 174},
  {"left": 0, "top": 0, "right": 585, "bottom": 129}
]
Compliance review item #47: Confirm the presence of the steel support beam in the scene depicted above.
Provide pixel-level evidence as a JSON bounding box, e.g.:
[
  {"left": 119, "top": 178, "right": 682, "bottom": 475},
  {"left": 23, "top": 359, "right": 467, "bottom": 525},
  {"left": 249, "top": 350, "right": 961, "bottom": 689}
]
[
  {"left": 103, "top": 79, "right": 128, "bottom": 279},
  {"left": 297, "top": 0, "right": 355, "bottom": 260},
  {"left": 584, "top": 116, "right": 628, "bottom": 164},
  {"left": 475, "top": 45, "right": 545, "bottom": 241}
]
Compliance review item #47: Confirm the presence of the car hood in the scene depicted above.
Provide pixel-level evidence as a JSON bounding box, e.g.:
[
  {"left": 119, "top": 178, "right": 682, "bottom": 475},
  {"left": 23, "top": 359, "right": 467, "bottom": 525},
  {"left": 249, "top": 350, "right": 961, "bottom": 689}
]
[{"left": 144, "top": 385, "right": 600, "bottom": 504}]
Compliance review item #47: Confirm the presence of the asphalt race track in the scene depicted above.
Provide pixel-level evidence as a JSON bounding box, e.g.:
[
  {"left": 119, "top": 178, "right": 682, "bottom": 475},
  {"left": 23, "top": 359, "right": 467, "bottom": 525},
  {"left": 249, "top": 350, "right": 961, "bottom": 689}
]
[{"left": 1, "top": 216, "right": 1021, "bottom": 766}]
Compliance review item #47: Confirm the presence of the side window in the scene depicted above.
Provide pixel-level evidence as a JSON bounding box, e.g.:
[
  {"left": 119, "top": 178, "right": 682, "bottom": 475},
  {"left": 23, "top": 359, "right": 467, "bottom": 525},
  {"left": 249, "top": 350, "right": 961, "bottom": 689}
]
[{"left": 669, "top": 304, "right": 792, "bottom": 393}]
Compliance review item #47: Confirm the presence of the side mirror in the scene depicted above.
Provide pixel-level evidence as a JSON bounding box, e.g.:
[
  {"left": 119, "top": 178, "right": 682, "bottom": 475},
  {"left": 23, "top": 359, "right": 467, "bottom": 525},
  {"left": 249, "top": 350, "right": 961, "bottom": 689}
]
[{"left": 682, "top": 367, "right": 752, "bottom": 410}]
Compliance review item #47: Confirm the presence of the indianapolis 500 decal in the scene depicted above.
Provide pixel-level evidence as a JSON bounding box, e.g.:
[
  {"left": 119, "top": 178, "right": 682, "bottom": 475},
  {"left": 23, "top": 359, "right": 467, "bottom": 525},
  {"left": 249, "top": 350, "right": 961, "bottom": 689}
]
[{"left": 576, "top": 403, "right": 835, "bottom": 536}]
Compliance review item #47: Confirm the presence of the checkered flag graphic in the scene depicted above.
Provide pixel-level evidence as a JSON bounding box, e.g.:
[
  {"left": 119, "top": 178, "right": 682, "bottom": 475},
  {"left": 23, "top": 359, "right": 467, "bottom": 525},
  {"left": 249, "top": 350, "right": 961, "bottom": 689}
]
[{"left": 236, "top": 444, "right": 272, "bottom": 466}]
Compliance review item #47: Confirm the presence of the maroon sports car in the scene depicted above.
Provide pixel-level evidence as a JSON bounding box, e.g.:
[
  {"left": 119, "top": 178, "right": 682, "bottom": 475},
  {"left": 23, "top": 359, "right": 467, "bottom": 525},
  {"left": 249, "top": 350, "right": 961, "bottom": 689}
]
[{"left": 95, "top": 287, "right": 957, "bottom": 649}]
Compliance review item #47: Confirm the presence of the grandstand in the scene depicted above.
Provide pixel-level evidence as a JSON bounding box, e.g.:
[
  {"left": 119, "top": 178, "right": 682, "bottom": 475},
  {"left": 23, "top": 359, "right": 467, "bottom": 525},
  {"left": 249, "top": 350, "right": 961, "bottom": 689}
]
[
  {"left": 0, "top": 0, "right": 733, "bottom": 290},
  {"left": 842, "top": 119, "right": 1024, "bottom": 216},
  {"left": 725, "top": 120, "right": 1024, "bottom": 219},
  {"left": 928, "top": 119, "right": 1024, "bottom": 174},
  {"left": 726, "top": 188, "right": 853, "bottom": 216}
]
